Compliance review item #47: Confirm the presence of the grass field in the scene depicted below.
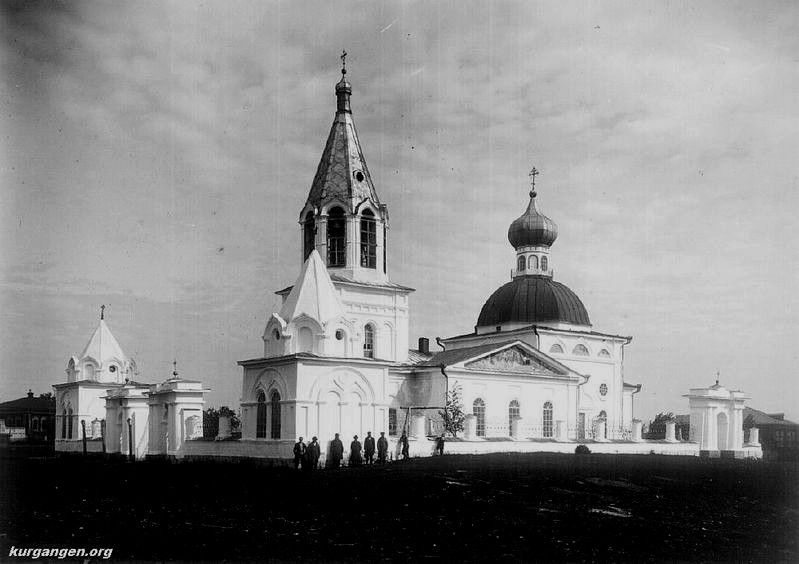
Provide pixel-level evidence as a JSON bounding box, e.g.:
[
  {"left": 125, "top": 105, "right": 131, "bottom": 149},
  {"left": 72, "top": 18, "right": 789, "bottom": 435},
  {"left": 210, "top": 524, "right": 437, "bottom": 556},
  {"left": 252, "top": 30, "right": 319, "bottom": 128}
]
[{"left": 1, "top": 448, "right": 797, "bottom": 562}]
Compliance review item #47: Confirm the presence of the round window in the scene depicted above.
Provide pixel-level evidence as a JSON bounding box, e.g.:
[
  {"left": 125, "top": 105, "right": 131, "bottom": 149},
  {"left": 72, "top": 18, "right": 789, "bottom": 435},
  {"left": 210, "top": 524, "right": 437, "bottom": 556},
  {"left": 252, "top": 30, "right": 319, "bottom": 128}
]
[
  {"left": 599, "top": 383, "right": 608, "bottom": 396},
  {"left": 109, "top": 366, "right": 117, "bottom": 373},
  {"left": 335, "top": 329, "right": 345, "bottom": 341},
  {"left": 354, "top": 170, "right": 365, "bottom": 182}
]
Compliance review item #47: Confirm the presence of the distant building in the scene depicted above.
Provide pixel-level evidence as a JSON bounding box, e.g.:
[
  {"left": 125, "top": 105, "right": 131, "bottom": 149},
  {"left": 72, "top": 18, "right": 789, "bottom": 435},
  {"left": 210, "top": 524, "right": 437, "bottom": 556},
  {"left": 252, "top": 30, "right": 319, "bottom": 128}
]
[
  {"left": 0, "top": 390, "right": 56, "bottom": 443},
  {"left": 743, "top": 407, "right": 798, "bottom": 461}
]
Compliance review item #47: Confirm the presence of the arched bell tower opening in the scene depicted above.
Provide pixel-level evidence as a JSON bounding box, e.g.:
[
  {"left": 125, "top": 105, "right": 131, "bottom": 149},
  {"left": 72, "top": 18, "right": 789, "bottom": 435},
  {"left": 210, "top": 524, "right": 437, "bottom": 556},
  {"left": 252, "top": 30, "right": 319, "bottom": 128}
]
[
  {"left": 297, "top": 53, "right": 390, "bottom": 284},
  {"left": 303, "top": 211, "right": 316, "bottom": 261}
]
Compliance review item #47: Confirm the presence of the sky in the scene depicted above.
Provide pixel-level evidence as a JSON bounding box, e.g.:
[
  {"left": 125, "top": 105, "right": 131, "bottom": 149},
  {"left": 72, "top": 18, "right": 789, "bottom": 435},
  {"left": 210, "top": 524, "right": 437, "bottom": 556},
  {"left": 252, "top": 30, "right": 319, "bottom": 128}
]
[{"left": 1, "top": 0, "right": 798, "bottom": 422}]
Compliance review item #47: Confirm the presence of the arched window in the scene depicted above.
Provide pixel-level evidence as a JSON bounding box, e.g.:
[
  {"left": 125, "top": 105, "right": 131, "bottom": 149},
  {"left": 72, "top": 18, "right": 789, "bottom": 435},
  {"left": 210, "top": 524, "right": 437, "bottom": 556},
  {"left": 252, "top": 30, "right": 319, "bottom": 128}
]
[
  {"left": 508, "top": 400, "right": 520, "bottom": 437},
  {"left": 303, "top": 211, "right": 315, "bottom": 260},
  {"left": 549, "top": 344, "right": 564, "bottom": 354},
  {"left": 517, "top": 255, "right": 526, "bottom": 272},
  {"left": 542, "top": 401, "right": 553, "bottom": 438},
  {"left": 67, "top": 408, "right": 73, "bottom": 439},
  {"left": 473, "top": 398, "right": 486, "bottom": 437},
  {"left": 363, "top": 323, "right": 375, "bottom": 359},
  {"left": 541, "top": 256, "right": 548, "bottom": 271},
  {"left": 599, "top": 349, "right": 611, "bottom": 358},
  {"left": 598, "top": 410, "right": 608, "bottom": 438},
  {"left": 61, "top": 409, "right": 67, "bottom": 439},
  {"left": 360, "top": 209, "right": 377, "bottom": 269},
  {"left": 256, "top": 391, "right": 267, "bottom": 439},
  {"left": 529, "top": 255, "right": 538, "bottom": 270},
  {"left": 84, "top": 363, "right": 95, "bottom": 381},
  {"left": 270, "top": 391, "right": 281, "bottom": 439},
  {"left": 572, "top": 344, "right": 589, "bottom": 356},
  {"left": 327, "top": 207, "right": 346, "bottom": 267},
  {"left": 32, "top": 418, "right": 40, "bottom": 432}
]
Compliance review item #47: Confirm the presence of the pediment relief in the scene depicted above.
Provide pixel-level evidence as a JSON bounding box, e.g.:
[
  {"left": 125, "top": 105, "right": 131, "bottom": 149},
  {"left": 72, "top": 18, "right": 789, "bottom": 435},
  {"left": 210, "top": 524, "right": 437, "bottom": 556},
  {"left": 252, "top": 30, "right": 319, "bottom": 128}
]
[{"left": 465, "top": 346, "right": 562, "bottom": 374}]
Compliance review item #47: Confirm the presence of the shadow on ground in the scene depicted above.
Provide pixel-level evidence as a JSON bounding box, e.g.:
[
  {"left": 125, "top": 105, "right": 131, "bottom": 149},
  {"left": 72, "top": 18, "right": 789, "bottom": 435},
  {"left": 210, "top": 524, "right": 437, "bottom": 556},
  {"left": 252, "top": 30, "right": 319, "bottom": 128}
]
[{"left": 1, "top": 449, "right": 796, "bottom": 562}]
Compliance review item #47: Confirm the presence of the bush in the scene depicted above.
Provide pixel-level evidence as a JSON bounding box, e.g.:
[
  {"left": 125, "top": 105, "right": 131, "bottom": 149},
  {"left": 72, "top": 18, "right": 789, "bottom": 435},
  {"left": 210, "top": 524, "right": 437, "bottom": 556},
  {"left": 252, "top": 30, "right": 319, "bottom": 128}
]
[{"left": 575, "top": 444, "right": 591, "bottom": 455}]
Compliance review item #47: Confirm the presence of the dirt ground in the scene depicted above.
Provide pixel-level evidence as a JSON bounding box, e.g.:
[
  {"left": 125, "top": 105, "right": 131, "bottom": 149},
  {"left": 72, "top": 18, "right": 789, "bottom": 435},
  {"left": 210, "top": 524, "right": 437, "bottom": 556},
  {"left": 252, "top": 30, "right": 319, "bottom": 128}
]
[{"left": 1, "top": 448, "right": 797, "bottom": 562}]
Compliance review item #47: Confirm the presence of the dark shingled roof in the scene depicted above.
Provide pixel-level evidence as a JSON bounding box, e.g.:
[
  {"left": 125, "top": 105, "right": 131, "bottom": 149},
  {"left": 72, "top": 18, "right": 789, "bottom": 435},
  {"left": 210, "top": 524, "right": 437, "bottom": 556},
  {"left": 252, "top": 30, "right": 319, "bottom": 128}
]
[
  {"left": 743, "top": 407, "right": 798, "bottom": 427},
  {"left": 423, "top": 341, "right": 519, "bottom": 367},
  {"left": 477, "top": 276, "right": 591, "bottom": 328},
  {"left": 0, "top": 395, "right": 55, "bottom": 413}
]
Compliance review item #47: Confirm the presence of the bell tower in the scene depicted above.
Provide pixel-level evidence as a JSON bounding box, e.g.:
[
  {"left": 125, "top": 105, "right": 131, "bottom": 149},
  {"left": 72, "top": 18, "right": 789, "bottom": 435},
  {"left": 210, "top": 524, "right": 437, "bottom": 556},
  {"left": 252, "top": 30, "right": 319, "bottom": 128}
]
[{"left": 299, "top": 51, "right": 389, "bottom": 285}]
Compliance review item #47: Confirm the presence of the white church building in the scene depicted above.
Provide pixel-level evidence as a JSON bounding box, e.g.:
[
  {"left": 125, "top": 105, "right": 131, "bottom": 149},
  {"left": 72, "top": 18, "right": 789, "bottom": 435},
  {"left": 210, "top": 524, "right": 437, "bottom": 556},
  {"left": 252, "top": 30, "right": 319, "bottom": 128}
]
[{"left": 54, "top": 60, "right": 761, "bottom": 461}]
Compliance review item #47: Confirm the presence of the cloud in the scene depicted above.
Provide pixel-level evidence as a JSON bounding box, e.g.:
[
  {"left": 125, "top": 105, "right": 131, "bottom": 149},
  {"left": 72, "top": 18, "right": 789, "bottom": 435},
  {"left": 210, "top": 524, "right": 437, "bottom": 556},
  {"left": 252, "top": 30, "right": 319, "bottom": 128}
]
[{"left": 1, "top": 1, "right": 797, "bottom": 420}]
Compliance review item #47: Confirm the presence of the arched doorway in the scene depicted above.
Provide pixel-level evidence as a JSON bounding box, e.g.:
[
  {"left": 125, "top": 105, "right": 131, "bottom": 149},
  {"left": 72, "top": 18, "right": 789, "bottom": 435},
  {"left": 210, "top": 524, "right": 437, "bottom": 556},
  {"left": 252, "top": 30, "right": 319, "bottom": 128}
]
[
  {"left": 319, "top": 390, "right": 341, "bottom": 442},
  {"left": 717, "top": 411, "right": 729, "bottom": 450},
  {"left": 341, "top": 391, "right": 362, "bottom": 442}
]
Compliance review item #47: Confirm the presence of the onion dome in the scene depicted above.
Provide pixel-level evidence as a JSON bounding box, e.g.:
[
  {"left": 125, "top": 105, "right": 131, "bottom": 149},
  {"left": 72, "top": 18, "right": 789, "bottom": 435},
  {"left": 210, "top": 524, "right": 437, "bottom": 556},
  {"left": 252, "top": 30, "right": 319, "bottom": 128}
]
[
  {"left": 507, "top": 190, "right": 558, "bottom": 249},
  {"left": 477, "top": 276, "right": 591, "bottom": 327}
]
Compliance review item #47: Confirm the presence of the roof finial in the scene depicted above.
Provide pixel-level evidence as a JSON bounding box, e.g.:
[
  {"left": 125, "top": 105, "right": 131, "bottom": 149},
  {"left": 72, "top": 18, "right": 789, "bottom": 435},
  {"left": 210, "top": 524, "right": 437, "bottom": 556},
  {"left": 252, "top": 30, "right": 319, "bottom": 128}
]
[
  {"left": 100, "top": 304, "right": 105, "bottom": 320},
  {"left": 715, "top": 369, "right": 720, "bottom": 386},
  {"left": 340, "top": 49, "right": 347, "bottom": 76},
  {"left": 528, "top": 166, "right": 539, "bottom": 199},
  {"left": 172, "top": 358, "right": 179, "bottom": 378}
]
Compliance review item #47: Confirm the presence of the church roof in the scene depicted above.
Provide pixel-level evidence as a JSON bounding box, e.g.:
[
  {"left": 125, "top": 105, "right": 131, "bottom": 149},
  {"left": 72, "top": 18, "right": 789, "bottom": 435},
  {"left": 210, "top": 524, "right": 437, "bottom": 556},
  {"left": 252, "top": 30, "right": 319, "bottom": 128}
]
[
  {"left": 275, "top": 273, "right": 415, "bottom": 297},
  {"left": 279, "top": 250, "right": 344, "bottom": 324},
  {"left": 477, "top": 275, "right": 591, "bottom": 328},
  {"left": 743, "top": 407, "right": 798, "bottom": 427},
  {"left": 304, "top": 69, "right": 379, "bottom": 211},
  {"left": 80, "top": 319, "right": 129, "bottom": 364},
  {"left": 414, "top": 340, "right": 580, "bottom": 378},
  {"left": 0, "top": 394, "right": 55, "bottom": 414}
]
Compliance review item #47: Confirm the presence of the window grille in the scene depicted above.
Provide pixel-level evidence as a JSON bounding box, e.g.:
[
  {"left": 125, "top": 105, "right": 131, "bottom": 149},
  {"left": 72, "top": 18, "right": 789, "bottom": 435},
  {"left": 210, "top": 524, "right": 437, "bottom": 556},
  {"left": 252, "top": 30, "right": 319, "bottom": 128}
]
[
  {"left": 270, "top": 391, "right": 281, "bottom": 439},
  {"left": 360, "top": 209, "right": 377, "bottom": 269},
  {"left": 473, "top": 398, "right": 486, "bottom": 437},
  {"left": 508, "top": 400, "right": 520, "bottom": 437},
  {"left": 543, "top": 401, "right": 553, "bottom": 438},
  {"left": 363, "top": 324, "right": 375, "bottom": 358},
  {"left": 256, "top": 391, "right": 267, "bottom": 438},
  {"left": 327, "top": 207, "right": 346, "bottom": 267}
]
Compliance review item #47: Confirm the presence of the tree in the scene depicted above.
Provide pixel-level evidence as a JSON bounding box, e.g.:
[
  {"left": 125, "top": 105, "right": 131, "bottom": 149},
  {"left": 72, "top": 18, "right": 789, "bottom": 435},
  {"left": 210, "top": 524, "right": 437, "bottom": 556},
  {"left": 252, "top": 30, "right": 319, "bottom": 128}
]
[
  {"left": 651, "top": 412, "right": 675, "bottom": 425},
  {"left": 439, "top": 383, "right": 466, "bottom": 438},
  {"left": 202, "top": 406, "right": 241, "bottom": 438}
]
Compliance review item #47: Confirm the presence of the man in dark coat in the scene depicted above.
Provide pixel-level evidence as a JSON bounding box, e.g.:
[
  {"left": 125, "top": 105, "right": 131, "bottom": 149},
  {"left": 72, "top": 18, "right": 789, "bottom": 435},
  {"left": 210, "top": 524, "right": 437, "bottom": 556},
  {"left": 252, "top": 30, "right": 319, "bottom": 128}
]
[
  {"left": 436, "top": 434, "right": 445, "bottom": 456},
  {"left": 400, "top": 432, "right": 409, "bottom": 460},
  {"left": 349, "top": 435, "right": 363, "bottom": 467},
  {"left": 306, "top": 436, "right": 321, "bottom": 471},
  {"left": 377, "top": 431, "right": 389, "bottom": 465},
  {"left": 363, "top": 431, "right": 376, "bottom": 465},
  {"left": 293, "top": 437, "right": 306, "bottom": 470},
  {"left": 329, "top": 433, "right": 344, "bottom": 469}
]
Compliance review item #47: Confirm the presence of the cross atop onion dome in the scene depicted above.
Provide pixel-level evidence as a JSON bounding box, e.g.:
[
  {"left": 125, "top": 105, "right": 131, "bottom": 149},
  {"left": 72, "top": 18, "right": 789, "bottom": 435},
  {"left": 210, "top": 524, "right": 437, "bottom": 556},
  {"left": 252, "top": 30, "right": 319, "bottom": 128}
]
[{"left": 508, "top": 168, "right": 558, "bottom": 249}]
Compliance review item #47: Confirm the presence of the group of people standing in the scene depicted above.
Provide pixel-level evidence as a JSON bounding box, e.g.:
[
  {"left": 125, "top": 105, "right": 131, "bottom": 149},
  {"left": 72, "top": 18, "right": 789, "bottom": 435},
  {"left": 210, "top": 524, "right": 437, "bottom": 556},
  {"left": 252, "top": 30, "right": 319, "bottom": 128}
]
[{"left": 293, "top": 430, "right": 419, "bottom": 470}]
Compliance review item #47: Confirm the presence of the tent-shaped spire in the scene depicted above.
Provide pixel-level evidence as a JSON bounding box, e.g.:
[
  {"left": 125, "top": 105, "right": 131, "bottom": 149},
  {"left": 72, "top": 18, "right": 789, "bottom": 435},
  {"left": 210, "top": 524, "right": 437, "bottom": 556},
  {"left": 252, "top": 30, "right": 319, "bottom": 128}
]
[
  {"left": 80, "top": 318, "right": 128, "bottom": 365},
  {"left": 279, "top": 250, "right": 344, "bottom": 324},
  {"left": 304, "top": 60, "right": 381, "bottom": 211}
]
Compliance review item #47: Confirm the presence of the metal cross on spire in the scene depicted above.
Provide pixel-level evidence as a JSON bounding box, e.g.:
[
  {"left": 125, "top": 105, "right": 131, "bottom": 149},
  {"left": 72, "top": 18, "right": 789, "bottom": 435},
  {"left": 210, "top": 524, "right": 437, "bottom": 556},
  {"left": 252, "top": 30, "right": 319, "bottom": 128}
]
[
  {"left": 100, "top": 304, "right": 105, "bottom": 320},
  {"left": 172, "top": 358, "right": 179, "bottom": 378},
  {"left": 715, "top": 370, "right": 720, "bottom": 386},
  {"left": 340, "top": 49, "right": 347, "bottom": 75},
  {"left": 528, "top": 166, "right": 540, "bottom": 198}
]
